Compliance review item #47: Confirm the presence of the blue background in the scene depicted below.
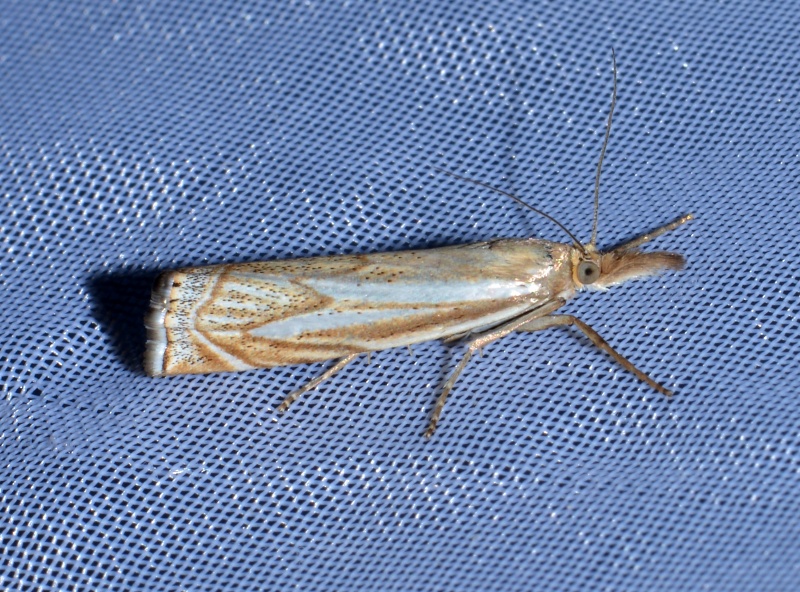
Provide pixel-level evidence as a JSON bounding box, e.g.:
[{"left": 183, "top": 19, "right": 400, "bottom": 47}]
[{"left": 1, "top": 1, "right": 799, "bottom": 590}]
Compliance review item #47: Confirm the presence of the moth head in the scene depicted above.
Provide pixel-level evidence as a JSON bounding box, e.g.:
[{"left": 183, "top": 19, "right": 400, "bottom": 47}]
[
  {"left": 571, "top": 240, "right": 686, "bottom": 291},
  {"left": 433, "top": 53, "right": 692, "bottom": 296}
]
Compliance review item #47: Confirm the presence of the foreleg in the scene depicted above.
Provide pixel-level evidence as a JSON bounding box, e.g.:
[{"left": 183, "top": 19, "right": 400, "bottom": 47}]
[{"left": 517, "top": 314, "right": 672, "bottom": 396}]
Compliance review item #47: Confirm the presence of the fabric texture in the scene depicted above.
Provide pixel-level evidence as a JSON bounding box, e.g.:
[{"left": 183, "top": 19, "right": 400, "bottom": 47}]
[{"left": 1, "top": 1, "right": 798, "bottom": 590}]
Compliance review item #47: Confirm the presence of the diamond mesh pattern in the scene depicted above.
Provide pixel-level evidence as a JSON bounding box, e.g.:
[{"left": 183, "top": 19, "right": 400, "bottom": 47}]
[{"left": 2, "top": 1, "right": 799, "bottom": 590}]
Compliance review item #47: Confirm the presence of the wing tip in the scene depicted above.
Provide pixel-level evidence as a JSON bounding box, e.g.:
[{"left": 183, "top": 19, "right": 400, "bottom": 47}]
[{"left": 144, "top": 271, "right": 175, "bottom": 377}]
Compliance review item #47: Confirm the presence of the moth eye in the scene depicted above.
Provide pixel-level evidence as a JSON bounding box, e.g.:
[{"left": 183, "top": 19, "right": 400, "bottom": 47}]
[{"left": 578, "top": 260, "right": 600, "bottom": 284}]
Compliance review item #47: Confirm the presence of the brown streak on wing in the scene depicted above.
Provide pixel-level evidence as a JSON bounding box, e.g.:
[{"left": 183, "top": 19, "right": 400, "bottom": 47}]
[
  {"left": 196, "top": 268, "right": 336, "bottom": 332},
  {"left": 206, "top": 294, "right": 534, "bottom": 367}
]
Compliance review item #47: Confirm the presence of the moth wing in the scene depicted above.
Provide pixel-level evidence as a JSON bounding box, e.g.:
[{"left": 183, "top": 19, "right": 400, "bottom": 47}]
[{"left": 146, "top": 240, "right": 572, "bottom": 376}]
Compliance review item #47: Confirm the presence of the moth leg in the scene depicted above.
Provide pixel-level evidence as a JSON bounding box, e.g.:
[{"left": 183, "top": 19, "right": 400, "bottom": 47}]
[
  {"left": 517, "top": 314, "right": 672, "bottom": 396},
  {"left": 276, "top": 354, "right": 359, "bottom": 413},
  {"left": 425, "top": 299, "right": 566, "bottom": 438},
  {"left": 441, "top": 330, "right": 470, "bottom": 344}
]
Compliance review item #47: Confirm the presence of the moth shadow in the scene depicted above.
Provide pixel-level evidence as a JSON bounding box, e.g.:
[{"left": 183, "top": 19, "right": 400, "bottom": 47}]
[{"left": 88, "top": 269, "right": 159, "bottom": 374}]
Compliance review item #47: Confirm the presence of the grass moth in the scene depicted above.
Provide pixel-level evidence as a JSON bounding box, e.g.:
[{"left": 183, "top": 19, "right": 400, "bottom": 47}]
[{"left": 145, "top": 53, "right": 692, "bottom": 437}]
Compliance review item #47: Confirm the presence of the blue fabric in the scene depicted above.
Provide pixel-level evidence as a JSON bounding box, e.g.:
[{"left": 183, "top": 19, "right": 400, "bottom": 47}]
[{"left": 2, "top": 1, "right": 798, "bottom": 590}]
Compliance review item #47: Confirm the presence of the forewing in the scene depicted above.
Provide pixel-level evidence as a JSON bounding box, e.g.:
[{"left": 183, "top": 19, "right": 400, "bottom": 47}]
[{"left": 147, "top": 240, "right": 570, "bottom": 375}]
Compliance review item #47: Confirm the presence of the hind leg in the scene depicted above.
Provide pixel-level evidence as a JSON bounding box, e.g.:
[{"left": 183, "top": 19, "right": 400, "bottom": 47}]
[
  {"left": 276, "top": 354, "right": 360, "bottom": 413},
  {"left": 425, "top": 300, "right": 565, "bottom": 438}
]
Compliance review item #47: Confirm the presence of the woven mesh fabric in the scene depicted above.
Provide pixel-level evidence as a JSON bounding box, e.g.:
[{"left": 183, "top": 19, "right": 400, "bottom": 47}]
[{"left": 2, "top": 0, "right": 799, "bottom": 590}]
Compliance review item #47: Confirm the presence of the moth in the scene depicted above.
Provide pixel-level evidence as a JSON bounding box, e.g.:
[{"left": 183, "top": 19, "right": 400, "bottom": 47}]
[{"left": 145, "top": 54, "right": 692, "bottom": 437}]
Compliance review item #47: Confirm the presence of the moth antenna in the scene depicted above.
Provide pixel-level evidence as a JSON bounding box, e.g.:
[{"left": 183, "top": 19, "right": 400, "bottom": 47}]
[
  {"left": 589, "top": 48, "right": 618, "bottom": 249},
  {"left": 434, "top": 166, "right": 586, "bottom": 254}
]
